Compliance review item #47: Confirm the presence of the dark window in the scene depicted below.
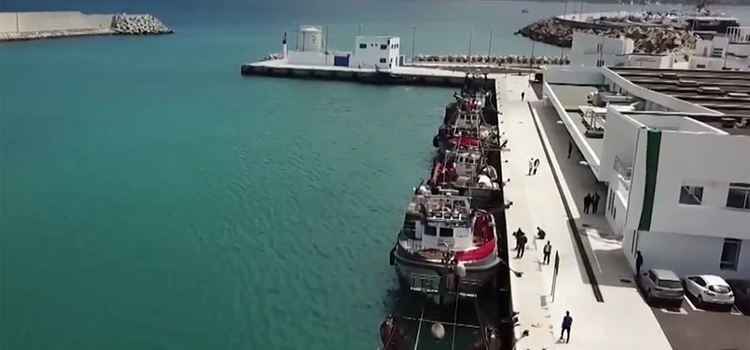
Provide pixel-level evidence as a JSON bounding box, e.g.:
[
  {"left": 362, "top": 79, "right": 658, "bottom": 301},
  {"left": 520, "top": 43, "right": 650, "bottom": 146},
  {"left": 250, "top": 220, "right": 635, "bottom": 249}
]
[
  {"left": 424, "top": 226, "right": 437, "bottom": 236},
  {"left": 709, "top": 285, "right": 732, "bottom": 294},
  {"left": 690, "top": 276, "right": 707, "bottom": 287},
  {"left": 679, "top": 186, "right": 703, "bottom": 205},
  {"left": 696, "top": 64, "right": 706, "bottom": 69},
  {"left": 439, "top": 227, "right": 453, "bottom": 237},
  {"left": 658, "top": 280, "right": 682, "bottom": 289},
  {"left": 720, "top": 238, "right": 741, "bottom": 270},
  {"left": 379, "top": 58, "right": 387, "bottom": 63},
  {"left": 380, "top": 44, "right": 388, "bottom": 50},
  {"left": 648, "top": 271, "right": 657, "bottom": 282},
  {"left": 726, "top": 183, "right": 750, "bottom": 210},
  {"left": 359, "top": 43, "right": 367, "bottom": 49}
]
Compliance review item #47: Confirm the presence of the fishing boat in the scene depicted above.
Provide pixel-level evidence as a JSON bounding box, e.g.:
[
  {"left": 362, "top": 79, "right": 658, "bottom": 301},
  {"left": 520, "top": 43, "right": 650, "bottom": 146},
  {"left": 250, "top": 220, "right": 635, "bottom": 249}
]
[
  {"left": 431, "top": 148, "right": 502, "bottom": 208},
  {"left": 388, "top": 186, "right": 500, "bottom": 300},
  {"left": 380, "top": 314, "right": 411, "bottom": 350}
]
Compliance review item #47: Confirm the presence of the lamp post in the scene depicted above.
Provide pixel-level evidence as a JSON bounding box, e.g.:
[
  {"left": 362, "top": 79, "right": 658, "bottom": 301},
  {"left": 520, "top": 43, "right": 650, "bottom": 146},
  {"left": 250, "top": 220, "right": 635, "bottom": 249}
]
[
  {"left": 488, "top": 28, "right": 493, "bottom": 58},
  {"left": 468, "top": 29, "right": 474, "bottom": 68},
  {"left": 411, "top": 25, "right": 417, "bottom": 62},
  {"left": 358, "top": 23, "right": 362, "bottom": 36}
]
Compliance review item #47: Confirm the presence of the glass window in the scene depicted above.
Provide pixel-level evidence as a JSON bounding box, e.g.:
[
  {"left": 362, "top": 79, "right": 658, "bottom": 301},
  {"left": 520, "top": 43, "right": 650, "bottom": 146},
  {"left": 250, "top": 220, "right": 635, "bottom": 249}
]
[
  {"left": 379, "top": 58, "right": 387, "bottom": 63},
  {"left": 658, "top": 280, "right": 682, "bottom": 289},
  {"left": 679, "top": 185, "right": 703, "bottom": 205},
  {"left": 709, "top": 285, "right": 731, "bottom": 294},
  {"left": 359, "top": 43, "right": 367, "bottom": 49},
  {"left": 726, "top": 183, "right": 750, "bottom": 210},
  {"left": 424, "top": 226, "right": 437, "bottom": 236},
  {"left": 439, "top": 227, "right": 453, "bottom": 237},
  {"left": 720, "top": 238, "right": 741, "bottom": 270},
  {"left": 380, "top": 44, "right": 388, "bottom": 50}
]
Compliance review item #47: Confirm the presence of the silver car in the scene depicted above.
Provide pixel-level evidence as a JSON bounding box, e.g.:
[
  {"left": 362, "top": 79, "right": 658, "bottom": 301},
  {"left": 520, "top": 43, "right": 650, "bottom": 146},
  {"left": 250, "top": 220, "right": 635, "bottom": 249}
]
[{"left": 639, "top": 269, "right": 684, "bottom": 305}]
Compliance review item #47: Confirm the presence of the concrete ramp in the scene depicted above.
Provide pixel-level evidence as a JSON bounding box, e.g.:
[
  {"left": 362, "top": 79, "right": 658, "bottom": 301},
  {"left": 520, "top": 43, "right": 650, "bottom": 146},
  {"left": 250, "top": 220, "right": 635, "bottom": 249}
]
[{"left": 0, "top": 13, "right": 19, "bottom": 32}]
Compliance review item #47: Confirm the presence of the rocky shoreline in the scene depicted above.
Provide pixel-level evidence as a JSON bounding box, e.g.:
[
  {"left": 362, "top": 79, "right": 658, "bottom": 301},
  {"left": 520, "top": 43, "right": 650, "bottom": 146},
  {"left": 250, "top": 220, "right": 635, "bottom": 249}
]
[{"left": 515, "top": 17, "right": 699, "bottom": 54}]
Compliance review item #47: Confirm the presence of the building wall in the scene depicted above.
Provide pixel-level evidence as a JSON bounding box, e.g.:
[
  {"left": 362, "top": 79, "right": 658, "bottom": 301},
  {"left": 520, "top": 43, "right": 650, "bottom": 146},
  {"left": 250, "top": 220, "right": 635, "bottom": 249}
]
[
  {"left": 287, "top": 51, "right": 335, "bottom": 66},
  {"left": 626, "top": 54, "right": 673, "bottom": 69},
  {"left": 350, "top": 36, "right": 400, "bottom": 69},
  {"left": 570, "top": 32, "right": 634, "bottom": 67},
  {"left": 650, "top": 131, "right": 750, "bottom": 240},
  {"left": 544, "top": 66, "right": 604, "bottom": 85},
  {"left": 634, "top": 230, "right": 750, "bottom": 280},
  {"left": 0, "top": 12, "right": 114, "bottom": 33}
]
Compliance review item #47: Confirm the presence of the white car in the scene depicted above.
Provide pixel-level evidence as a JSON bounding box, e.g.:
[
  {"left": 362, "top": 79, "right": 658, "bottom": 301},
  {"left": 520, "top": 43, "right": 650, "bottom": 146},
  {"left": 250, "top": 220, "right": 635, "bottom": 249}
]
[{"left": 683, "top": 275, "right": 735, "bottom": 307}]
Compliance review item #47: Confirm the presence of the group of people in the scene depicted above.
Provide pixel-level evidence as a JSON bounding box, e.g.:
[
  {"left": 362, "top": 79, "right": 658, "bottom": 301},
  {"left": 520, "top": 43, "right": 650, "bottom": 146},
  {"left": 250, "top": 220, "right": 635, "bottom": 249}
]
[
  {"left": 583, "top": 192, "right": 601, "bottom": 214},
  {"left": 512, "top": 227, "right": 553, "bottom": 264}
]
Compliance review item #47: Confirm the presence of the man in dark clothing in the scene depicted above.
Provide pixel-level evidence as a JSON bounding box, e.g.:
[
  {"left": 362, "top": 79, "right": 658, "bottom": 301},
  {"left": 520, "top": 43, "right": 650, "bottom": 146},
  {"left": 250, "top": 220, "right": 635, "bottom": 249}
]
[
  {"left": 583, "top": 194, "right": 592, "bottom": 214},
  {"left": 567, "top": 141, "right": 573, "bottom": 158},
  {"left": 635, "top": 250, "right": 644, "bottom": 276},
  {"left": 592, "top": 192, "right": 601, "bottom": 214},
  {"left": 513, "top": 228, "right": 524, "bottom": 251},
  {"left": 560, "top": 311, "right": 572, "bottom": 343},
  {"left": 532, "top": 158, "right": 540, "bottom": 175},
  {"left": 521, "top": 91, "right": 525, "bottom": 101},
  {"left": 536, "top": 227, "right": 546, "bottom": 240},
  {"left": 543, "top": 241, "right": 552, "bottom": 265},
  {"left": 516, "top": 234, "right": 528, "bottom": 258}
]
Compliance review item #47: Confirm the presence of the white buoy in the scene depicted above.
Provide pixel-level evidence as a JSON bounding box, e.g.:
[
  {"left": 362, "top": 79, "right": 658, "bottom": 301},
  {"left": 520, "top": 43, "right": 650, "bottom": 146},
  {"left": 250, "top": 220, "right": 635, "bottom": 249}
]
[
  {"left": 456, "top": 261, "right": 467, "bottom": 278},
  {"left": 431, "top": 322, "right": 445, "bottom": 339}
]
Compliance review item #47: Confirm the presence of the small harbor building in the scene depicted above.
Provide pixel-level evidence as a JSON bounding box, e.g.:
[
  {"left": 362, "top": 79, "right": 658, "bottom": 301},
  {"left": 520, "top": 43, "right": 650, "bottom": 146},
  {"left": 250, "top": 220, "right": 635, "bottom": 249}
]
[
  {"left": 688, "top": 27, "right": 750, "bottom": 71},
  {"left": 569, "top": 31, "right": 674, "bottom": 69},
  {"left": 282, "top": 25, "right": 403, "bottom": 69},
  {"left": 541, "top": 65, "right": 750, "bottom": 280}
]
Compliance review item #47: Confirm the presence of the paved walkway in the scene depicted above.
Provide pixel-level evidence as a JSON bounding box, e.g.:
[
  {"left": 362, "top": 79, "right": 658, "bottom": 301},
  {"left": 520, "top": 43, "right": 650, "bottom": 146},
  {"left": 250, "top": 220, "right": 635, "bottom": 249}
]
[{"left": 494, "top": 74, "right": 673, "bottom": 350}]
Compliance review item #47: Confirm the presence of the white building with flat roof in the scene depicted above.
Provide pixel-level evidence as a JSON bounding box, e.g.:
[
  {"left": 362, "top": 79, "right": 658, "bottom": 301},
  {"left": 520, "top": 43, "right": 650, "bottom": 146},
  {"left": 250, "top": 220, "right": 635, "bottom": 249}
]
[
  {"left": 281, "top": 26, "right": 403, "bottom": 69},
  {"left": 570, "top": 32, "right": 635, "bottom": 68},
  {"left": 689, "top": 27, "right": 750, "bottom": 71},
  {"left": 542, "top": 65, "right": 750, "bottom": 280}
]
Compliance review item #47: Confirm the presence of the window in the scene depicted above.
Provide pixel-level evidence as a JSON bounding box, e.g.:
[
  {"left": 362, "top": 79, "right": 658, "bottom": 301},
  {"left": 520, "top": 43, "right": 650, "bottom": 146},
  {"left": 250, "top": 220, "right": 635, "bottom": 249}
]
[
  {"left": 696, "top": 64, "right": 706, "bottom": 69},
  {"left": 379, "top": 58, "right": 387, "bottom": 63},
  {"left": 439, "top": 227, "right": 453, "bottom": 237},
  {"left": 726, "top": 183, "right": 750, "bottom": 210},
  {"left": 720, "top": 238, "right": 741, "bottom": 271},
  {"left": 424, "top": 226, "right": 437, "bottom": 236},
  {"left": 613, "top": 207, "right": 616, "bottom": 220},
  {"left": 658, "top": 279, "right": 682, "bottom": 289},
  {"left": 380, "top": 44, "right": 388, "bottom": 50},
  {"left": 359, "top": 43, "right": 367, "bottom": 49},
  {"left": 679, "top": 185, "right": 703, "bottom": 205},
  {"left": 648, "top": 270, "right": 657, "bottom": 282}
]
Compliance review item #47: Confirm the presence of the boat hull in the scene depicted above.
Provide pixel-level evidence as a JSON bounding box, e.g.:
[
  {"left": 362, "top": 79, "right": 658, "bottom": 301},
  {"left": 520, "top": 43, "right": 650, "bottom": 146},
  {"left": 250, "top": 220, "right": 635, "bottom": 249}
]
[{"left": 392, "top": 245, "right": 500, "bottom": 298}]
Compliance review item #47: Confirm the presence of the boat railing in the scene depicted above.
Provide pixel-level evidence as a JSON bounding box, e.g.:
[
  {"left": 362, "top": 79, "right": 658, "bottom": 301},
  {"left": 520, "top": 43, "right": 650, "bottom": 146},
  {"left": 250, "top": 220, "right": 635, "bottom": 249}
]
[{"left": 407, "top": 273, "right": 483, "bottom": 298}]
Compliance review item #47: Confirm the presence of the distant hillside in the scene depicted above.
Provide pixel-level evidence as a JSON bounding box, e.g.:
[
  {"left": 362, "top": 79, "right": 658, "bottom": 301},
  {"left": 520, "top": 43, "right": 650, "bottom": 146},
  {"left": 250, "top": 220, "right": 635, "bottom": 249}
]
[{"left": 527, "top": 0, "right": 750, "bottom": 5}]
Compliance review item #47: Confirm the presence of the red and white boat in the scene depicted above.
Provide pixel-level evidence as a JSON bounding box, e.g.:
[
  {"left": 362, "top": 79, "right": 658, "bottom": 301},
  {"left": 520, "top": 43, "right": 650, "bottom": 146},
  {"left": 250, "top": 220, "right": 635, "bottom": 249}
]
[{"left": 389, "top": 186, "right": 501, "bottom": 299}]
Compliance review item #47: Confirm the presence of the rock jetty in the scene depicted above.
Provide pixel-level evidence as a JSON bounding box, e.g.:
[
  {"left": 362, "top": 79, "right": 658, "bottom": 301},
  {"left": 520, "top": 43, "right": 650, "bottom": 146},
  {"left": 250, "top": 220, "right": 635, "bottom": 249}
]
[
  {"left": 112, "top": 14, "right": 172, "bottom": 35},
  {"left": 516, "top": 17, "right": 699, "bottom": 55}
]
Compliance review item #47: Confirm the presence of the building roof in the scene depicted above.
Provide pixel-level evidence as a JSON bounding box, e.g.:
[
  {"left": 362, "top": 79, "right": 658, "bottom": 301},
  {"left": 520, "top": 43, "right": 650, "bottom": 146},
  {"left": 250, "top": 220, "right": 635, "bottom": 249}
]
[{"left": 609, "top": 67, "right": 750, "bottom": 135}]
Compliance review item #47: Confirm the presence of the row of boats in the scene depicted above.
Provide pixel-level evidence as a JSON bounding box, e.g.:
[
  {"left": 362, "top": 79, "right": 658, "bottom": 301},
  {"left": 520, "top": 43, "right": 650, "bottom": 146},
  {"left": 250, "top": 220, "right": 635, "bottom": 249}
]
[{"left": 379, "top": 74, "right": 506, "bottom": 350}]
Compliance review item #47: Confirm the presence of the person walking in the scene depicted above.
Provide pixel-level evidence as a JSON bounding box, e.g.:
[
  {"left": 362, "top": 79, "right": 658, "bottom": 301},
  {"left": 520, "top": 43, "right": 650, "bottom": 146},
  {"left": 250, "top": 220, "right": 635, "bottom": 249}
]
[
  {"left": 560, "top": 311, "right": 573, "bottom": 343},
  {"left": 583, "top": 194, "right": 592, "bottom": 214},
  {"left": 635, "top": 250, "right": 644, "bottom": 276},
  {"left": 513, "top": 228, "right": 524, "bottom": 251},
  {"left": 528, "top": 158, "right": 535, "bottom": 176},
  {"left": 592, "top": 192, "right": 601, "bottom": 214},
  {"left": 532, "top": 158, "right": 540, "bottom": 175},
  {"left": 543, "top": 241, "right": 552, "bottom": 265},
  {"left": 567, "top": 141, "right": 573, "bottom": 158},
  {"left": 521, "top": 91, "right": 525, "bottom": 101},
  {"left": 516, "top": 234, "right": 528, "bottom": 258}
]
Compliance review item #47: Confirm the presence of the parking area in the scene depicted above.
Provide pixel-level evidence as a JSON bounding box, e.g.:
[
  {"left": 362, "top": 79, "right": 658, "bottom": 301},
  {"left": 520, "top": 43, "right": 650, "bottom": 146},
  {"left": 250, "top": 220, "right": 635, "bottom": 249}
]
[{"left": 647, "top": 293, "right": 749, "bottom": 350}]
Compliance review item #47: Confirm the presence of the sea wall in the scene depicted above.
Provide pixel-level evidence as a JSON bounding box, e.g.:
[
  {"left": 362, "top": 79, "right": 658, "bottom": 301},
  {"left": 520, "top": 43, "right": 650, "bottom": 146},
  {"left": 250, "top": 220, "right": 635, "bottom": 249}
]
[{"left": 0, "top": 11, "right": 172, "bottom": 41}]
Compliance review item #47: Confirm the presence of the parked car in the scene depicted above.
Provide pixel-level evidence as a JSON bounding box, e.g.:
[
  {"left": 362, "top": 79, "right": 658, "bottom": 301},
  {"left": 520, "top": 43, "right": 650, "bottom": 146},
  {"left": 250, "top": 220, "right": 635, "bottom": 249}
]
[
  {"left": 639, "top": 269, "right": 684, "bottom": 306},
  {"left": 683, "top": 275, "right": 735, "bottom": 308},
  {"left": 726, "top": 279, "right": 750, "bottom": 315}
]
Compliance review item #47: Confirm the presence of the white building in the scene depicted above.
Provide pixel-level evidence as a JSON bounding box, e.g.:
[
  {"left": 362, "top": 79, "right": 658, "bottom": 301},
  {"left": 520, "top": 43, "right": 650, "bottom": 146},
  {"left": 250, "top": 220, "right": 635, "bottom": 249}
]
[
  {"left": 689, "top": 27, "right": 750, "bottom": 71},
  {"left": 283, "top": 26, "right": 403, "bottom": 69},
  {"left": 542, "top": 66, "right": 750, "bottom": 280},
  {"left": 569, "top": 32, "right": 674, "bottom": 69}
]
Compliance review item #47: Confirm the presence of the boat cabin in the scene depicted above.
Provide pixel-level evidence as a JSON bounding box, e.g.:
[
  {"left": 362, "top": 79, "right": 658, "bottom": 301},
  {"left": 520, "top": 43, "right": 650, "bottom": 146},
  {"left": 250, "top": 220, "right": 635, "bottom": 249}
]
[
  {"left": 443, "top": 150, "right": 484, "bottom": 177},
  {"left": 411, "top": 191, "right": 476, "bottom": 250}
]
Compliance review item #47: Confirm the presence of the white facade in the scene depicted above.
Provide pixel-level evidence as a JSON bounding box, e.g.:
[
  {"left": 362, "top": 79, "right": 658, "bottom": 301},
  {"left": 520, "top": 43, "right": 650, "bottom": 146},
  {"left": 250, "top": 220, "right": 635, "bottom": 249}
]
[
  {"left": 570, "top": 32, "right": 634, "bottom": 68},
  {"left": 625, "top": 54, "right": 674, "bottom": 69},
  {"left": 542, "top": 65, "right": 750, "bottom": 280},
  {"left": 603, "top": 109, "right": 750, "bottom": 280},
  {"left": 283, "top": 28, "right": 401, "bottom": 69},
  {"left": 688, "top": 27, "right": 750, "bottom": 71},
  {"left": 350, "top": 36, "right": 401, "bottom": 69}
]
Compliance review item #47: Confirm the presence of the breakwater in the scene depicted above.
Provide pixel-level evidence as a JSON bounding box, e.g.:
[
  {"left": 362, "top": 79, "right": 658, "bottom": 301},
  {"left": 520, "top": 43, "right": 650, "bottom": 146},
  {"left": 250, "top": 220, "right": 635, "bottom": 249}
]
[
  {"left": 0, "top": 12, "right": 172, "bottom": 42},
  {"left": 515, "top": 15, "right": 699, "bottom": 54},
  {"left": 260, "top": 53, "right": 571, "bottom": 65}
]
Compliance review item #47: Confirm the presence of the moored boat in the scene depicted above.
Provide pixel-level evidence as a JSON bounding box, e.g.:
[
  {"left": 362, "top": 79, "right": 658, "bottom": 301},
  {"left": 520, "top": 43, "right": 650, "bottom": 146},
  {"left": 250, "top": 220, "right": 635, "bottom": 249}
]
[
  {"left": 431, "top": 147, "right": 502, "bottom": 208},
  {"left": 380, "top": 314, "right": 411, "bottom": 350},
  {"left": 389, "top": 186, "right": 500, "bottom": 300}
]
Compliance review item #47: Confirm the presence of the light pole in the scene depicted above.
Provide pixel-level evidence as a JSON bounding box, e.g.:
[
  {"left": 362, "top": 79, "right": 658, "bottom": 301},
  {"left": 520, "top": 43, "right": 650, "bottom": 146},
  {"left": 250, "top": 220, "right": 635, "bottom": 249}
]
[
  {"left": 358, "top": 23, "right": 362, "bottom": 36},
  {"left": 411, "top": 25, "right": 417, "bottom": 62},
  {"left": 468, "top": 28, "right": 474, "bottom": 68},
  {"left": 561, "top": 0, "right": 568, "bottom": 59},
  {"left": 488, "top": 28, "right": 493, "bottom": 58}
]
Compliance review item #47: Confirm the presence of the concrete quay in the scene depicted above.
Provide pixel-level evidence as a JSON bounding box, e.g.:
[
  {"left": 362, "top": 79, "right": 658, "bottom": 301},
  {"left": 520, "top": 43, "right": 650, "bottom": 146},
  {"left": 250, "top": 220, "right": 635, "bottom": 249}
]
[
  {"left": 0, "top": 11, "right": 172, "bottom": 42},
  {"left": 495, "top": 75, "right": 674, "bottom": 350}
]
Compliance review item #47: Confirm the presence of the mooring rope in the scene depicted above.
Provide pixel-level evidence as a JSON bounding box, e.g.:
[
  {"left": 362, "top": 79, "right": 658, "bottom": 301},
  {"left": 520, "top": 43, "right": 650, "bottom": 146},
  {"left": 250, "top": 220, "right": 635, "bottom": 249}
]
[
  {"left": 450, "top": 282, "right": 461, "bottom": 350},
  {"left": 412, "top": 302, "right": 426, "bottom": 350}
]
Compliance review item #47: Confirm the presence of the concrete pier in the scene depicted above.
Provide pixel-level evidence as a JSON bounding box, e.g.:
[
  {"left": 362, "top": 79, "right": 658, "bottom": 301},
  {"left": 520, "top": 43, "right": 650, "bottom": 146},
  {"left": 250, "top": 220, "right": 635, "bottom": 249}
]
[{"left": 0, "top": 11, "right": 172, "bottom": 42}]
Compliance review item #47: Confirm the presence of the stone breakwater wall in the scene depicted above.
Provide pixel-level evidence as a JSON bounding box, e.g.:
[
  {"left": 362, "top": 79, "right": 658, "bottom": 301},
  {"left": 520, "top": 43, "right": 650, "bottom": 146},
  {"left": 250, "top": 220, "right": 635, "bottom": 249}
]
[
  {"left": 515, "top": 16, "right": 699, "bottom": 55},
  {"left": 0, "top": 11, "right": 172, "bottom": 42}
]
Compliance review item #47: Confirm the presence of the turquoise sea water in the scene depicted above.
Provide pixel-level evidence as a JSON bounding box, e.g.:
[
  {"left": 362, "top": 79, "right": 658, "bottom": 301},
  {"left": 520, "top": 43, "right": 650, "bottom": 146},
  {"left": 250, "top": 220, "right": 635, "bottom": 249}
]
[{"left": 2, "top": 1, "right": 749, "bottom": 349}]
